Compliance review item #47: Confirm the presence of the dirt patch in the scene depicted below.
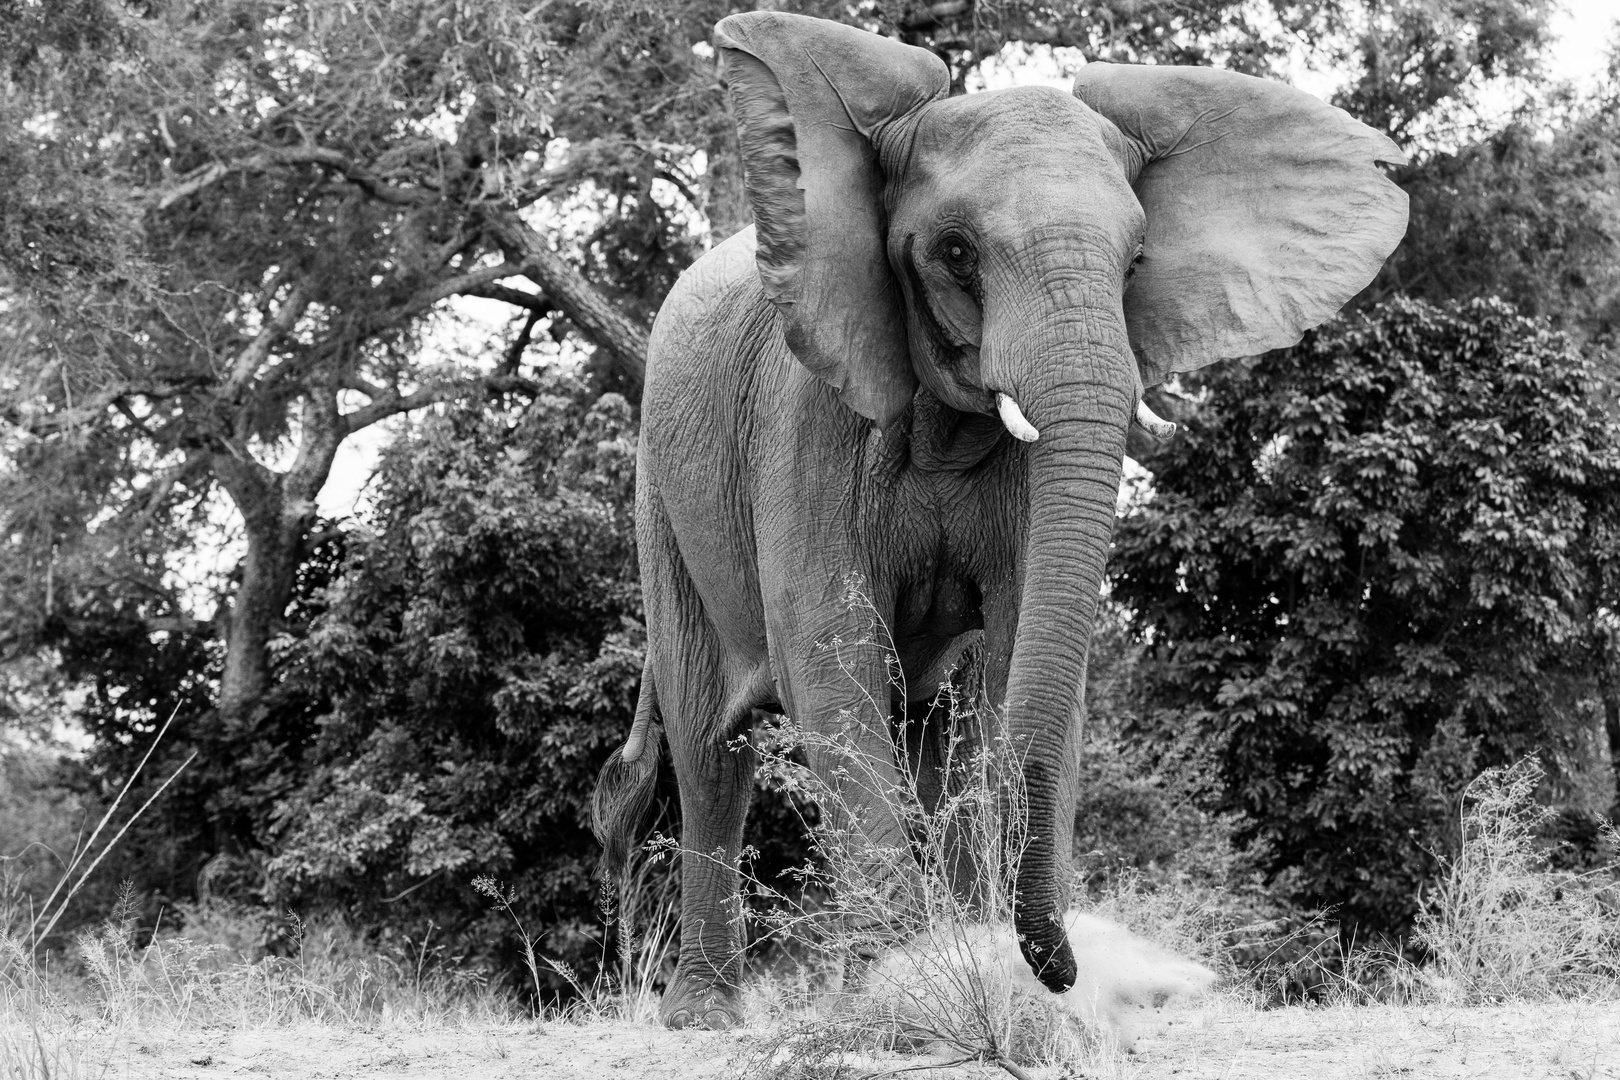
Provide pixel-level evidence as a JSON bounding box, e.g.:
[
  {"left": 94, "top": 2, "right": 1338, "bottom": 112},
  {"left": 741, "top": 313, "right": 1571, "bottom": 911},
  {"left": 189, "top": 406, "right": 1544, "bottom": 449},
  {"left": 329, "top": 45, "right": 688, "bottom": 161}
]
[
  {"left": 1141, "top": 997, "right": 1618, "bottom": 1079},
  {"left": 80, "top": 999, "right": 1619, "bottom": 1080},
  {"left": 91, "top": 1020, "right": 743, "bottom": 1080}
]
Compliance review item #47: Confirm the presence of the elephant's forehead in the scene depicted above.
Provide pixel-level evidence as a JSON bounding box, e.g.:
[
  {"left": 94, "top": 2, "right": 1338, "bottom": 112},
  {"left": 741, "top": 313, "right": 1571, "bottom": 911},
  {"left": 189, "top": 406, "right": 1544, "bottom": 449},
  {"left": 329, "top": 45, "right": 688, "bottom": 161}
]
[
  {"left": 902, "top": 86, "right": 1138, "bottom": 235},
  {"left": 910, "top": 86, "right": 1114, "bottom": 178}
]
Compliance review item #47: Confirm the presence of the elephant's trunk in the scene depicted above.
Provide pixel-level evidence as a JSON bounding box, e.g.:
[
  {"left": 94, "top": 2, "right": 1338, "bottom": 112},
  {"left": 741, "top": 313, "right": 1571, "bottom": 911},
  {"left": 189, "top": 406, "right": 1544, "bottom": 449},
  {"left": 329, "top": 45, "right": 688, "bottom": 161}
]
[{"left": 991, "top": 321, "right": 1133, "bottom": 993}]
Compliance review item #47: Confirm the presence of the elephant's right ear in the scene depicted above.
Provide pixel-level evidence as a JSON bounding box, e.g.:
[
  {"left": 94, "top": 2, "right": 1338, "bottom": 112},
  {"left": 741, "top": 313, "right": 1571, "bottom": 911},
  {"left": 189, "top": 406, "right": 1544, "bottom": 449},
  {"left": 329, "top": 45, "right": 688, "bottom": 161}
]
[{"left": 715, "top": 13, "right": 948, "bottom": 428}]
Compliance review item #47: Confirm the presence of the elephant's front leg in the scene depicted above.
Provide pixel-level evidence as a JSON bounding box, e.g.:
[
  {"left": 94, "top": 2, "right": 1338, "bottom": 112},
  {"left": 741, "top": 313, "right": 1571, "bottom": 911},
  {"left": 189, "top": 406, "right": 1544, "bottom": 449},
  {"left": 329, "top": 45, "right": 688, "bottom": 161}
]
[{"left": 773, "top": 594, "right": 929, "bottom": 964}]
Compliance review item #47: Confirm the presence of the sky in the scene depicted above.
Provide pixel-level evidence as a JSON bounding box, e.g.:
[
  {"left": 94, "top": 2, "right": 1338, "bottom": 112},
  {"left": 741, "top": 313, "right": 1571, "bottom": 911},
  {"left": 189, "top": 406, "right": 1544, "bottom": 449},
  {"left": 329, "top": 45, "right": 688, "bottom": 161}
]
[
  {"left": 1553, "top": 0, "right": 1616, "bottom": 91},
  {"left": 312, "top": 1, "right": 1620, "bottom": 521}
]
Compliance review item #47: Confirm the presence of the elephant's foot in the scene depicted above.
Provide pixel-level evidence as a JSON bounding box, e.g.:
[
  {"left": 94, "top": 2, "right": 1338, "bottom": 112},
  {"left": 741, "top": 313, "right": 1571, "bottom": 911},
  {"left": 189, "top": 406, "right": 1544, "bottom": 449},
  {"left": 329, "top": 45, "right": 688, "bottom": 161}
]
[{"left": 659, "top": 974, "right": 743, "bottom": 1030}]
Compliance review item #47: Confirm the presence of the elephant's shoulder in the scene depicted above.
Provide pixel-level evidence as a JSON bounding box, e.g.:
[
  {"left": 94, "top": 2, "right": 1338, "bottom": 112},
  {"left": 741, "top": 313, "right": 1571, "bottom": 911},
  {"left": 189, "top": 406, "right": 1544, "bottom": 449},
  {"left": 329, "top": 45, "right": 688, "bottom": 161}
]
[{"left": 654, "top": 226, "right": 767, "bottom": 342}]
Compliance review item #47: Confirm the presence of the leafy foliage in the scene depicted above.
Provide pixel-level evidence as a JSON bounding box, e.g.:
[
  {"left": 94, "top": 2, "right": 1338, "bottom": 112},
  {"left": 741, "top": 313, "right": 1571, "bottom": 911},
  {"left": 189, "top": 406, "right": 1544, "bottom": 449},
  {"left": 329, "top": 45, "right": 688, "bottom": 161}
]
[
  {"left": 1388, "top": 98, "right": 1620, "bottom": 346},
  {"left": 1112, "top": 298, "right": 1620, "bottom": 931},
  {"left": 262, "top": 380, "right": 642, "bottom": 989},
  {"left": 1322, "top": 0, "right": 1559, "bottom": 143}
]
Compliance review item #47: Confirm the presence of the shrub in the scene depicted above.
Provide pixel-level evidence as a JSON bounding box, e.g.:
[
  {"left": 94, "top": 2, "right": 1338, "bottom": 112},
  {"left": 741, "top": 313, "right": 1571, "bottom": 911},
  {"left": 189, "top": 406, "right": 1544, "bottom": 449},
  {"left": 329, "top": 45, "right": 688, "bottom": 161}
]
[
  {"left": 264, "top": 378, "right": 644, "bottom": 996},
  {"left": 1112, "top": 297, "right": 1620, "bottom": 934}
]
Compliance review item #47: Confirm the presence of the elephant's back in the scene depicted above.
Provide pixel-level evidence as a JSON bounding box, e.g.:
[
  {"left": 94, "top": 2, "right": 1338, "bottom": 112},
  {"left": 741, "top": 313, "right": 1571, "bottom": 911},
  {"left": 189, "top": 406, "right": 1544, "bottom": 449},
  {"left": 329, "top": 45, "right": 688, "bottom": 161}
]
[
  {"left": 648, "top": 226, "right": 785, "bottom": 384},
  {"left": 643, "top": 225, "right": 789, "bottom": 464},
  {"left": 638, "top": 225, "right": 786, "bottom": 659}
]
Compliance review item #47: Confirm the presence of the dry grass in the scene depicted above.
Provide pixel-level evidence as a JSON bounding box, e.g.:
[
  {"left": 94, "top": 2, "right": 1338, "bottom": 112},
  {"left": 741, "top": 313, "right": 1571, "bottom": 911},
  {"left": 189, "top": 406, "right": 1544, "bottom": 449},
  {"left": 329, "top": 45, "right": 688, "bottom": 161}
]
[
  {"left": 1415, "top": 757, "right": 1620, "bottom": 1003},
  {"left": 0, "top": 720, "right": 516, "bottom": 1080},
  {"left": 1, "top": 892, "right": 521, "bottom": 1078},
  {"left": 479, "top": 841, "right": 683, "bottom": 1029}
]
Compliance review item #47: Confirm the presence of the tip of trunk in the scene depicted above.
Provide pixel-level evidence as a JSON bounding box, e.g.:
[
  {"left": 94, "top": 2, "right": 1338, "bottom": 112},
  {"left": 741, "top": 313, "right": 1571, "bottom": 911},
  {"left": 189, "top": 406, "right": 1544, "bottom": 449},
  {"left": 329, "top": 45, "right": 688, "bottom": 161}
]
[{"left": 1017, "top": 911, "right": 1077, "bottom": 992}]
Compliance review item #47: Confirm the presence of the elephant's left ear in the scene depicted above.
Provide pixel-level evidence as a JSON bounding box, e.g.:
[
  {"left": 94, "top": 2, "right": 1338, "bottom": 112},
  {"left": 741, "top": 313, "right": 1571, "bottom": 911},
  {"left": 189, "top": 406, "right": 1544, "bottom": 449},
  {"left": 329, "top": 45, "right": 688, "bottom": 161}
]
[{"left": 1075, "top": 64, "right": 1409, "bottom": 385}]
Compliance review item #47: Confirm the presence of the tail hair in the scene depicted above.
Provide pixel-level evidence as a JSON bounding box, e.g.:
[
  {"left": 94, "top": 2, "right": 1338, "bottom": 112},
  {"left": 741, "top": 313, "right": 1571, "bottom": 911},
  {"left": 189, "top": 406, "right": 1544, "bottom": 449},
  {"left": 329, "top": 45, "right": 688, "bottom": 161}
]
[{"left": 591, "top": 719, "right": 664, "bottom": 886}]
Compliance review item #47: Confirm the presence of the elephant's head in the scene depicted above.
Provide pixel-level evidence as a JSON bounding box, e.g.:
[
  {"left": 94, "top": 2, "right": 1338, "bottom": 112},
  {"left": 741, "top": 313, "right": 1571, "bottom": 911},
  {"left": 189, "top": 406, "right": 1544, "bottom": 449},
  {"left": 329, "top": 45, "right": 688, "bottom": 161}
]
[{"left": 715, "top": 12, "right": 1407, "bottom": 991}]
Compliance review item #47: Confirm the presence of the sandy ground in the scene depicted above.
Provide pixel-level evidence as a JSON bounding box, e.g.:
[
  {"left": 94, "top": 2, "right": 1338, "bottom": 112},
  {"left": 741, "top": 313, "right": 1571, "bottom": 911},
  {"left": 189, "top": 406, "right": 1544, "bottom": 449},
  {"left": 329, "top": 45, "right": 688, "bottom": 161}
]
[{"left": 74, "top": 997, "right": 1620, "bottom": 1080}]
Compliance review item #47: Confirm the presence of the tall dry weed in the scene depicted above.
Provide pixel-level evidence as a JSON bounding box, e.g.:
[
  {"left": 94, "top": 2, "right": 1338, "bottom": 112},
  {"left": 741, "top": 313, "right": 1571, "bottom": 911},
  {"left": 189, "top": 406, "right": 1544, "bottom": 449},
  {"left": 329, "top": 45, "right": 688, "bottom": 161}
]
[
  {"left": 475, "top": 840, "right": 680, "bottom": 1025},
  {"left": 1416, "top": 756, "right": 1619, "bottom": 1002}
]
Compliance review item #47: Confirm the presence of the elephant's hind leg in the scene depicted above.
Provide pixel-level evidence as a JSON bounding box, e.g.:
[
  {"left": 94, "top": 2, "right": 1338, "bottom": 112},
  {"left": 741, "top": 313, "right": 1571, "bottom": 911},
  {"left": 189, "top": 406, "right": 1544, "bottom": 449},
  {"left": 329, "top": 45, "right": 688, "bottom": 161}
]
[
  {"left": 641, "top": 499, "right": 759, "bottom": 1030},
  {"left": 661, "top": 707, "right": 757, "bottom": 1029}
]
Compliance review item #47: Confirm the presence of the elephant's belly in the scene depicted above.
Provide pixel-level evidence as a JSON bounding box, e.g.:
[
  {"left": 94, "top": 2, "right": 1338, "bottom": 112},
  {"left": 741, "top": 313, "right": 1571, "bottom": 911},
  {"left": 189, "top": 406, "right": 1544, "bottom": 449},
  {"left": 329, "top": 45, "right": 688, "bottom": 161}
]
[
  {"left": 898, "top": 629, "right": 983, "bottom": 703},
  {"left": 894, "top": 573, "right": 985, "bottom": 701},
  {"left": 659, "top": 482, "right": 771, "bottom": 662}
]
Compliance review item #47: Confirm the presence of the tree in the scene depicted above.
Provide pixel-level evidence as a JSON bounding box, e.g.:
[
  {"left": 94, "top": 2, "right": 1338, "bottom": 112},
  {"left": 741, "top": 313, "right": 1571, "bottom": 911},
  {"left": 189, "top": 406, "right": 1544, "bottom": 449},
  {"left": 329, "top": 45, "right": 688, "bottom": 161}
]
[
  {"left": 883, "top": 0, "right": 1291, "bottom": 88},
  {"left": 1322, "top": 0, "right": 1558, "bottom": 144},
  {"left": 1384, "top": 95, "right": 1620, "bottom": 346},
  {"left": 1111, "top": 298, "right": 1620, "bottom": 931},
  {"left": 0, "top": 0, "right": 716, "bottom": 730}
]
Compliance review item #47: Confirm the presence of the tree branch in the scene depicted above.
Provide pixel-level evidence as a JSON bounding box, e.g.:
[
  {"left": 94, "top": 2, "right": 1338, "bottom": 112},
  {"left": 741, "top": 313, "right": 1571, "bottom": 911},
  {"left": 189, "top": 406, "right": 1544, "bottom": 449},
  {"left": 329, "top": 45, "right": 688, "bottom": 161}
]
[
  {"left": 466, "top": 282, "right": 551, "bottom": 311},
  {"left": 157, "top": 147, "right": 437, "bottom": 211},
  {"left": 341, "top": 372, "right": 539, "bottom": 435},
  {"left": 342, "top": 373, "right": 391, "bottom": 401},
  {"left": 284, "top": 385, "right": 346, "bottom": 511},
  {"left": 899, "top": 0, "right": 973, "bottom": 32},
  {"left": 122, "top": 455, "right": 209, "bottom": 534},
  {"left": 224, "top": 284, "right": 311, "bottom": 399},
  {"left": 395, "top": 261, "right": 530, "bottom": 321},
  {"left": 499, "top": 308, "right": 545, "bottom": 376},
  {"left": 227, "top": 259, "right": 525, "bottom": 406},
  {"left": 479, "top": 206, "right": 648, "bottom": 390}
]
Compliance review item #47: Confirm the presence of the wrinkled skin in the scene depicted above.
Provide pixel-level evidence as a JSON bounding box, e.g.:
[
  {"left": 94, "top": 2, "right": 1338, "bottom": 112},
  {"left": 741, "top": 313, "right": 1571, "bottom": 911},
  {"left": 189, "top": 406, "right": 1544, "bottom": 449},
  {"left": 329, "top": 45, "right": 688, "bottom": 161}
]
[{"left": 594, "top": 13, "right": 1408, "bottom": 1029}]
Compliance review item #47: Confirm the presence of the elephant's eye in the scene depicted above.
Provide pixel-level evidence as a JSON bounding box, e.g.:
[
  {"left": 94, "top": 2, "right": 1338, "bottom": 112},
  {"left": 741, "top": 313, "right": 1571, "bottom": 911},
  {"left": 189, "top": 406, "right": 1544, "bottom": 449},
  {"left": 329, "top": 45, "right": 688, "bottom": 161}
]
[
  {"left": 936, "top": 233, "right": 977, "bottom": 282},
  {"left": 1125, "top": 248, "right": 1145, "bottom": 281}
]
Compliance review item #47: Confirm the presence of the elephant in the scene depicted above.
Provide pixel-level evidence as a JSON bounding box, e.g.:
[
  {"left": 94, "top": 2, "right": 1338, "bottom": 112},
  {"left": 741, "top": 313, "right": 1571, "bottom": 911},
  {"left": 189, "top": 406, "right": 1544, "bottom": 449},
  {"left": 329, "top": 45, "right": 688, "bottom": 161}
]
[{"left": 593, "top": 10, "right": 1408, "bottom": 1030}]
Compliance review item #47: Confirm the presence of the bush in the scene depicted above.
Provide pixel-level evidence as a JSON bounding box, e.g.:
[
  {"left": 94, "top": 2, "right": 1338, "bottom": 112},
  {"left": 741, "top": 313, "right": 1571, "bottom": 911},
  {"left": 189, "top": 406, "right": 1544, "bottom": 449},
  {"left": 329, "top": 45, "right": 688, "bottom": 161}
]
[
  {"left": 0, "top": 741, "right": 90, "bottom": 931},
  {"left": 1112, "top": 297, "right": 1620, "bottom": 934},
  {"left": 264, "top": 378, "right": 645, "bottom": 996}
]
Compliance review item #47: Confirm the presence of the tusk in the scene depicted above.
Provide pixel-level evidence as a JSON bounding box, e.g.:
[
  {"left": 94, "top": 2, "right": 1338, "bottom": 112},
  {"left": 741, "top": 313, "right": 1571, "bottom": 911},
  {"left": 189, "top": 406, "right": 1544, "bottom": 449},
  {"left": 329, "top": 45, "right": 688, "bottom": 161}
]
[
  {"left": 996, "top": 393, "right": 1040, "bottom": 442},
  {"left": 1134, "top": 399, "right": 1177, "bottom": 441}
]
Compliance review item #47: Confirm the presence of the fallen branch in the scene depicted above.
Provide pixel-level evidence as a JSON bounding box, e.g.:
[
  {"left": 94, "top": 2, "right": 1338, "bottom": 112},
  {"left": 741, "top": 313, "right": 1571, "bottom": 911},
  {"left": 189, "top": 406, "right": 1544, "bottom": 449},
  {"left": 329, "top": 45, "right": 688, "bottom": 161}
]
[{"left": 29, "top": 708, "right": 196, "bottom": 951}]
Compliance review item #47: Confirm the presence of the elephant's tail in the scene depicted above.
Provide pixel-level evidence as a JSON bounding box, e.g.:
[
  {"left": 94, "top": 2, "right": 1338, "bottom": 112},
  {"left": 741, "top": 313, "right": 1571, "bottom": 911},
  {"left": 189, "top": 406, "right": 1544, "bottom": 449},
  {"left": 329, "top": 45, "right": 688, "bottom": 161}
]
[{"left": 591, "top": 661, "right": 663, "bottom": 885}]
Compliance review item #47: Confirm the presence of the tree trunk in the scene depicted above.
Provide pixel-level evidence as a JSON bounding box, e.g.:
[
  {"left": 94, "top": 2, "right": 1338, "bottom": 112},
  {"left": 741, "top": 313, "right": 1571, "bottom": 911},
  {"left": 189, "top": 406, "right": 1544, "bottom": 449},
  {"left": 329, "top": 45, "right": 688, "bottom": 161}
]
[
  {"left": 212, "top": 393, "right": 344, "bottom": 726},
  {"left": 216, "top": 486, "right": 307, "bottom": 727}
]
